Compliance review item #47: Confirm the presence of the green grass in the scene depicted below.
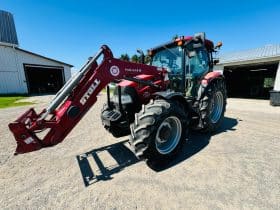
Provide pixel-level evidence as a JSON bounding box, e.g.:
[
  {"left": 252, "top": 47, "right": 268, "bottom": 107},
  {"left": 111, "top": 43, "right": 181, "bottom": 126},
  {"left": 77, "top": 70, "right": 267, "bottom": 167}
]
[{"left": 0, "top": 96, "right": 34, "bottom": 109}]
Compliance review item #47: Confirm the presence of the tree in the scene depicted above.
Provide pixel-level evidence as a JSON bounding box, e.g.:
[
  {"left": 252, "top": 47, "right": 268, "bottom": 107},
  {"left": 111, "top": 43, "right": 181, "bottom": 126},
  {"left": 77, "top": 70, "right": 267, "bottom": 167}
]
[
  {"left": 119, "top": 53, "right": 130, "bottom": 61},
  {"left": 119, "top": 53, "right": 151, "bottom": 64},
  {"left": 144, "top": 55, "right": 151, "bottom": 64},
  {"left": 131, "top": 54, "right": 139, "bottom": 63}
]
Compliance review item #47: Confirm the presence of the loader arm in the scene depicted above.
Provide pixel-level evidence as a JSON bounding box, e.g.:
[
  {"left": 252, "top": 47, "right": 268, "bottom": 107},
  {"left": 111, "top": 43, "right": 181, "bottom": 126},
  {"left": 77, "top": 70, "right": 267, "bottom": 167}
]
[{"left": 9, "top": 45, "right": 167, "bottom": 155}]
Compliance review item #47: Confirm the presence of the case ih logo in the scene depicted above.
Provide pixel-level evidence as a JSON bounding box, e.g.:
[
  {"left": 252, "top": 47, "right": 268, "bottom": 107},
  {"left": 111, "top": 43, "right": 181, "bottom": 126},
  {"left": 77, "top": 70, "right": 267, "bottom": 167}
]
[
  {"left": 110, "top": 65, "right": 120, "bottom": 76},
  {"left": 80, "top": 79, "right": 101, "bottom": 105}
]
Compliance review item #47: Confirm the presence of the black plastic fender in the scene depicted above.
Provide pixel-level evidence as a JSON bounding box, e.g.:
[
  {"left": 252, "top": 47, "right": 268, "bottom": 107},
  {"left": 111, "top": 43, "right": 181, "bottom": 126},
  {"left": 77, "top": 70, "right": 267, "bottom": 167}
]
[{"left": 153, "top": 91, "right": 189, "bottom": 110}]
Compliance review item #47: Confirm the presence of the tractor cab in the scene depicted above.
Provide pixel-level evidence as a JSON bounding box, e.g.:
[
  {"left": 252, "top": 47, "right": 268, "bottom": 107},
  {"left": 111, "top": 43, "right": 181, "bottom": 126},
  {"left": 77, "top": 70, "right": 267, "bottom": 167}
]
[{"left": 149, "top": 33, "right": 218, "bottom": 96}]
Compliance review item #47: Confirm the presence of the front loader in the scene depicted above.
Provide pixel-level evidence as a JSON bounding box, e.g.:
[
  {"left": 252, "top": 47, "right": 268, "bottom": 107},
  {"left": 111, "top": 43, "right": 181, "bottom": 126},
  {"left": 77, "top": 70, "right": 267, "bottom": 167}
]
[{"left": 9, "top": 32, "right": 226, "bottom": 163}]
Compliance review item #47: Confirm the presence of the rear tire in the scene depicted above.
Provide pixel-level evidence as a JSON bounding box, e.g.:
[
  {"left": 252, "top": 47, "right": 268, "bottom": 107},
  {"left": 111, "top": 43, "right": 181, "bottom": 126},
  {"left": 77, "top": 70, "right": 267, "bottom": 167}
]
[
  {"left": 199, "top": 79, "right": 227, "bottom": 132},
  {"left": 130, "top": 99, "right": 188, "bottom": 161}
]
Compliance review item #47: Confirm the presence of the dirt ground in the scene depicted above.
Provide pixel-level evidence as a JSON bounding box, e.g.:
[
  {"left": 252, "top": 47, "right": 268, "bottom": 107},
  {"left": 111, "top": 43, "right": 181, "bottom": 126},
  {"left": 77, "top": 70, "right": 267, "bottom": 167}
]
[{"left": 0, "top": 95, "right": 279, "bottom": 210}]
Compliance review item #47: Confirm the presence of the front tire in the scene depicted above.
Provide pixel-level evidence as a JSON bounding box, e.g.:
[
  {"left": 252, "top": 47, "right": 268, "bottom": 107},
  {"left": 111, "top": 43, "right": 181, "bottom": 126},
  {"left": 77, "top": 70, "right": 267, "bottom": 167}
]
[{"left": 130, "top": 99, "right": 188, "bottom": 161}]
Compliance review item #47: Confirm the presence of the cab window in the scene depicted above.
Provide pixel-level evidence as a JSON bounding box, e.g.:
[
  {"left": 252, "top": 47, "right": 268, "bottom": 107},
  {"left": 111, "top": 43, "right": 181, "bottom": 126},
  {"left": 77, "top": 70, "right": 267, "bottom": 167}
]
[{"left": 187, "top": 48, "right": 209, "bottom": 78}]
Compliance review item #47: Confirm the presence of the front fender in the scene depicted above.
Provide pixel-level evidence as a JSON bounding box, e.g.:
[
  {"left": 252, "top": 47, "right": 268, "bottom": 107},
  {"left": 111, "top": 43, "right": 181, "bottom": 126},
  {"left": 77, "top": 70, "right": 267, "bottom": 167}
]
[
  {"left": 154, "top": 91, "right": 189, "bottom": 111},
  {"left": 154, "top": 90, "right": 184, "bottom": 99}
]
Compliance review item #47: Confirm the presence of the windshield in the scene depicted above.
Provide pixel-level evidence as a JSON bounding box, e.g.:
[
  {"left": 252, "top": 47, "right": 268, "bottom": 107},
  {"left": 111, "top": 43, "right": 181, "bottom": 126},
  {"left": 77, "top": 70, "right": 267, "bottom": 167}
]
[{"left": 151, "top": 46, "right": 183, "bottom": 74}]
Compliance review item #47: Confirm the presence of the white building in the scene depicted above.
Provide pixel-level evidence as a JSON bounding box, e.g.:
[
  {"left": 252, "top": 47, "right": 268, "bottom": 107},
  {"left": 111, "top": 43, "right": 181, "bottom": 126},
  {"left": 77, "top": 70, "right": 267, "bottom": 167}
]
[
  {"left": 215, "top": 44, "right": 280, "bottom": 105},
  {"left": 0, "top": 10, "right": 72, "bottom": 95},
  {"left": 0, "top": 42, "right": 72, "bottom": 94}
]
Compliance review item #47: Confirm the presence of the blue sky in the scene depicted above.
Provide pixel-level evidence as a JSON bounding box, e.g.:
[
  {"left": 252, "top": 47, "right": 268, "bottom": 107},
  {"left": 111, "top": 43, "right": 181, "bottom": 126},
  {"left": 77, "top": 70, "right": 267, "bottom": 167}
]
[{"left": 2, "top": 0, "right": 280, "bottom": 69}]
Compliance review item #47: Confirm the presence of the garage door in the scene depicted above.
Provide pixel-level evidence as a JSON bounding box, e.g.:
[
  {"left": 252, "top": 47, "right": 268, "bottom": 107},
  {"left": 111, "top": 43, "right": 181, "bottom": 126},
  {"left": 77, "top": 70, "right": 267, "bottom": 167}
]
[
  {"left": 224, "top": 63, "right": 278, "bottom": 99},
  {"left": 24, "top": 64, "right": 65, "bottom": 94}
]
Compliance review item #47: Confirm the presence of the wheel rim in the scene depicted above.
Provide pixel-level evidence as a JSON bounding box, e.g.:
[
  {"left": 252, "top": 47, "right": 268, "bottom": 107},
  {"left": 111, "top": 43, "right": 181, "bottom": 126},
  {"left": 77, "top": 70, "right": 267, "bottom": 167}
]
[
  {"left": 209, "top": 91, "right": 224, "bottom": 123},
  {"left": 155, "top": 116, "right": 182, "bottom": 155}
]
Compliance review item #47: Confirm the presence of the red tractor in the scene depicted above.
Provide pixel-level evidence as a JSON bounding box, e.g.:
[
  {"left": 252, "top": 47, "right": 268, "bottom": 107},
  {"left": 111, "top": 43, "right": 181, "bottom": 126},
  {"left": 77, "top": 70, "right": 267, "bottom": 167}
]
[{"left": 9, "top": 33, "right": 226, "bottom": 163}]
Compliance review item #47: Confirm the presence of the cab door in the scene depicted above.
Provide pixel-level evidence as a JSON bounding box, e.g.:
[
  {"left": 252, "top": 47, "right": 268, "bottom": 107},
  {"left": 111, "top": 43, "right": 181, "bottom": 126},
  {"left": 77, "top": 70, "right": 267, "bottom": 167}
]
[{"left": 187, "top": 47, "right": 210, "bottom": 79}]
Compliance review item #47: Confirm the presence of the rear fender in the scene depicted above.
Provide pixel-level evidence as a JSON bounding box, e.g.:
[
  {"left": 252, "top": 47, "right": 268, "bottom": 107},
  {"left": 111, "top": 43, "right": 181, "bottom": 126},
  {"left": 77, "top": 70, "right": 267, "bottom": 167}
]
[
  {"left": 201, "top": 71, "right": 223, "bottom": 87},
  {"left": 197, "top": 71, "right": 224, "bottom": 101}
]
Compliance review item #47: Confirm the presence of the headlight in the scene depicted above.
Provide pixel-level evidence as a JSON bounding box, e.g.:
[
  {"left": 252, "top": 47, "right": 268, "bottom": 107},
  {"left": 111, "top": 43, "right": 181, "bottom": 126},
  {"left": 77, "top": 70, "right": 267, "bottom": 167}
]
[{"left": 111, "top": 94, "right": 133, "bottom": 104}]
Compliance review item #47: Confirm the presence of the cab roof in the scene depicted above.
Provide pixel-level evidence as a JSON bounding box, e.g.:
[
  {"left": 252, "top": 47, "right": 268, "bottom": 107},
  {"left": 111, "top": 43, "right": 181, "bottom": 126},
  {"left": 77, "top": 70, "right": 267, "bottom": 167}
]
[{"left": 149, "top": 36, "right": 214, "bottom": 54}]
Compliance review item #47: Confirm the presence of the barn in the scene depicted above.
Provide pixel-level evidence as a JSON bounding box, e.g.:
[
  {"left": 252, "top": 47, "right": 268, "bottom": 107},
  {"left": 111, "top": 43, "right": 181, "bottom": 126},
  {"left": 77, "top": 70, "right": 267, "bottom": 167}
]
[
  {"left": 0, "top": 42, "right": 72, "bottom": 94},
  {"left": 216, "top": 44, "right": 280, "bottom": 105},
  {"left": 0, "top": 10, "right": 72, "bottom": 95}
]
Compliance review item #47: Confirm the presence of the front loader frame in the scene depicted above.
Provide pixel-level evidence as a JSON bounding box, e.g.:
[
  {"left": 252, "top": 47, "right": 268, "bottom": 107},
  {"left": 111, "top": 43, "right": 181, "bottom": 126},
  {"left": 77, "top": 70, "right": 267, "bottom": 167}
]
[{"left": 9, "top": 45, "right": 168, "bottom": 154}]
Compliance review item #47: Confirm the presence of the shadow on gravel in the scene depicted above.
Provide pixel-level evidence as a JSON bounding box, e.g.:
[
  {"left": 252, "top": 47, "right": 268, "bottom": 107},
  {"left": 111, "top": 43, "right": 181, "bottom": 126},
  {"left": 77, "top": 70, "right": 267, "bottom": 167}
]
[
  {"left": 147, "top": 116, "right": 238, "bottom": 171},
  {"left": 77, "top": 117, "right": 238, "bottom": 186},
  {"left": 76, "top": 140, "right": 139, "bottom": 187}
]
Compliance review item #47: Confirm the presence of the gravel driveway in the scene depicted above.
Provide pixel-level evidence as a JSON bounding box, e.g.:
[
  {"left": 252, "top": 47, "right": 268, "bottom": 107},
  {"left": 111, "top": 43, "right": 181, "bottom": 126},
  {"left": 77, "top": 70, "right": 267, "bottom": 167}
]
[{"left": 0, "top": 95, "right": 279, "bottom": 209}]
